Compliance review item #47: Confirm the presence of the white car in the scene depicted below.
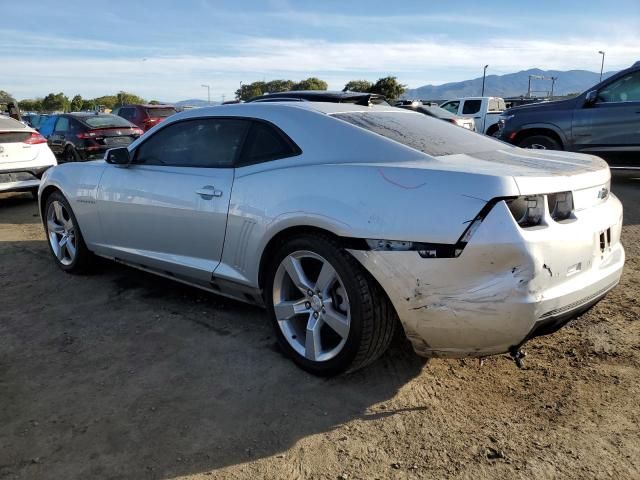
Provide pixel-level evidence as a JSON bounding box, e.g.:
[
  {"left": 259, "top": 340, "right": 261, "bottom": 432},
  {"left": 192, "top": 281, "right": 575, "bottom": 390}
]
[
  {"left": 38, "top": 102, "right": 625, "bottom": 375},
  {"left": 1, "top": 116, "right": 57, "bottom": 196}
]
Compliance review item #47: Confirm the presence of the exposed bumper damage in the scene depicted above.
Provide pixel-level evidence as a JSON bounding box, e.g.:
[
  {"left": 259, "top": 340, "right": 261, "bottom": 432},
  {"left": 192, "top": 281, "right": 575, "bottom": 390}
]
[{"left": 349, "top": 193, "right": 625, "bottom": 358}]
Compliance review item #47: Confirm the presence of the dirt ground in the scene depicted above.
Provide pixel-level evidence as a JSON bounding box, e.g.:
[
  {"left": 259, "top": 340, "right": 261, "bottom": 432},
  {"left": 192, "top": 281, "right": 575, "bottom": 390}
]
[{"left": 1, "top": 177, "right": 639, "bottom": 480}]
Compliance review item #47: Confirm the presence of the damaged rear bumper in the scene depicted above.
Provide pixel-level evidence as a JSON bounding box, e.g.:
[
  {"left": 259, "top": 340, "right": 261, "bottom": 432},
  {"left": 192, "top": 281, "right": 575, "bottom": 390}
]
[{"left": 349, "top": 193, "right": 625, "bottom": 358}]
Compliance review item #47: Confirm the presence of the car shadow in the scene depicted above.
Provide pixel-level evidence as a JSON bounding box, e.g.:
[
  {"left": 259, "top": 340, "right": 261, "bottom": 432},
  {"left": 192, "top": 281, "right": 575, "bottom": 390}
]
[
  {"left": 611, "top": 176, "right": 640, "bottom": 226},
  {"left": 0, "top": 192, "right": 41, "bottom": 226},
  {"left": 0, "top": 240, "right": 427, "bottom": 479}
]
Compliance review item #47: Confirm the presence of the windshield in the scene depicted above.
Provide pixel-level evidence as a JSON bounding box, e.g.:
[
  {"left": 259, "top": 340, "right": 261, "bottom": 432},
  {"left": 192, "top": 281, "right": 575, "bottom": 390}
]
[
  {"left": 332, "top": 111, "right": 503, "bottom": 156},
  {"left": 145, "top": 107, "right": 177, "bottom": 118},
  {"left": 82, "top": 115, "right": 134, "bottom": 128}
]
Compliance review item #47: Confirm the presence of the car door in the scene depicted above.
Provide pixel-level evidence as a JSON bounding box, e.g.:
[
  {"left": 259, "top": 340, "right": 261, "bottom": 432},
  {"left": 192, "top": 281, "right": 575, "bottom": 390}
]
[
  {"left": 572, "top": 70, "right": 640, "bottom": 155},
  {"left": 95, "top": 117, "right": 250, "bottom": 284},
  {"left": 460, "top": 99, "right": 484, "bottom": 133},
  {"left": 48, "top": 116, "right": 70, "bottom": 155}
]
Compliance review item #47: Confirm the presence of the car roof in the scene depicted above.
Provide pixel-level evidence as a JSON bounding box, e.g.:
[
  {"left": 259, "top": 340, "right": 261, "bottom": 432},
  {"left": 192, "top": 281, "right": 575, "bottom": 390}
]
[
  {"left": 121, "top": 104, "right": 176, "bottom": 108},
  {"left": 247, "top": 90, "right": 387, "bottom": 105},
  {"left": 176, "top": 101, "right": 404, "bottom": 118}
]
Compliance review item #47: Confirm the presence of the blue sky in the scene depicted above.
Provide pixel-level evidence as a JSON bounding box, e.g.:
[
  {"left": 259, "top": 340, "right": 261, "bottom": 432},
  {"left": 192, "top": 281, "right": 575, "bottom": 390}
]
[{"left": 2, "top": 0, "right": 640, "bottom": 101}]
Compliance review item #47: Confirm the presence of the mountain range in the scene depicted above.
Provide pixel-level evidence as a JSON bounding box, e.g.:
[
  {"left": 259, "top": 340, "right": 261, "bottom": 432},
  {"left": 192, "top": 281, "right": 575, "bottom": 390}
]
[{"left": 402, "top": 68, "right": 616, "bottom": 100}]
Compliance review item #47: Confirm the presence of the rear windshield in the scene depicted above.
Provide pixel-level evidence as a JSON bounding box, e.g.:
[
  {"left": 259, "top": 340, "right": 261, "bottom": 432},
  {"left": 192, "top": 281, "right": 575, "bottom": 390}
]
[
  {"left": 332, "top": 111, "right": 502, "bottom": 156},
  {"left": 0, "top": 117, "right": 27, "bottom": 130},
  {"left": 145, "top": 107, "right": 177, "bottom": 118},
  {"left": 82, "top": 115, "right": 134, "bottom": 128},
  {"left": 0, "top": 131, "right": 30, "bottom": 143}
]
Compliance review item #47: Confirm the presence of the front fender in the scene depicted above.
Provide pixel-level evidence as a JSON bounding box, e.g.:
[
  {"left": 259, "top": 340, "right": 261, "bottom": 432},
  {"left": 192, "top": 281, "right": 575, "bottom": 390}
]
[
  {"left": 39, "top": 161, "right": 107, "bottom": 247},
  {"left": 518, "top": 122, "right": 569, "bottom": 147}
]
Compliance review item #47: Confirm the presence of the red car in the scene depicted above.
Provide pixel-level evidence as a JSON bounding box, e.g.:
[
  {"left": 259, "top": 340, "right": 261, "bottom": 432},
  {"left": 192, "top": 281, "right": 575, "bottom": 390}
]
[{"left": 113, "top": 104, "right": 177, "bottom": 131}]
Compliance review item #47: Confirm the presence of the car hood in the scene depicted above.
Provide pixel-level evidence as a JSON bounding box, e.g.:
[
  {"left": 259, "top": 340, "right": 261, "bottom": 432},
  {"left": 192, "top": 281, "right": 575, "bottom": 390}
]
[{"left": 504, "top": 97, "right": 577, "bottom": 115}]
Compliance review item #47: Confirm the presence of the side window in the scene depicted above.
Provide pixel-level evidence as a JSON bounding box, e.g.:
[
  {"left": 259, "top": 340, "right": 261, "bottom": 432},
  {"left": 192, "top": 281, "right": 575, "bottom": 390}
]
[
  {"left": 441, "top": 101, "right": 459, "bottom": 114},
  {"left": 54, "top": 117, "right": 69, "bottom": 133},
  {"left": 68, "top": 119, "right": 82, "bottom": 135},
  {"left": 39, "top": 116, "right": 57, "bottom": 137},
  {"left": 598, "top": 72, "right": 640, "bottom": 103},
  {"left": 135, "top": 118, "right": 249, "bottom": 167},
  {"left": 119, "top": 108, "right": 134, "bottom": 121},
  {"left": 462, "top": 100, "right": 482, "bottom": 115},
  {"left": 240, "top": 122, "right": 299, "bottom": 165}
]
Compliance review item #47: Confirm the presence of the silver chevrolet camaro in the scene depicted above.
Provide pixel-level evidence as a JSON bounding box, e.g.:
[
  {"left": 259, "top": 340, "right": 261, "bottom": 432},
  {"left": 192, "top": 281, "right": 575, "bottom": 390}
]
[{"left": 38, "top": 102, "right": 625, "bottom": 375}]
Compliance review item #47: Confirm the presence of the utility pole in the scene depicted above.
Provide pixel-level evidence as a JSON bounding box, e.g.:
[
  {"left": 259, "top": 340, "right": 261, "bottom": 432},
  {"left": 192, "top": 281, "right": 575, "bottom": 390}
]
[
  {"left": 201, "top": 84, "right": 211, "bottom": 104},
  {"left": 222, "top": 94, "right": 225, "bottom": 103},
  {"left": 598, "top": 51, "right": 605, "bottom": 82},
  {"left": 481, "top": 65, "right": 488, "bottom": 96},
  {"left": 550, "top": 77, "right": 557, "bottom": 98}
]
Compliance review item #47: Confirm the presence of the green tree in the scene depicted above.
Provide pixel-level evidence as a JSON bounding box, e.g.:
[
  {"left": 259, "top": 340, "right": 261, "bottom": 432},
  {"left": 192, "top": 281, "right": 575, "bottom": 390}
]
[
  {"left": 369, "top": 76, "right": 406, "bottom": 101},
  {"left": 42, "top": 92, "right": 70, "bottom": 112},
  {"left": 70, "top": 94, "right": 83, "bottom": 112},
  {"left": 81, "top": 99, "right": 97, "bottom": 111},
  {"left": 93, "top": 95, "right": 118, "bottom": 110},
  {"left": 292, "top": 77, "right": 328, "bottom": 91},
  {"left": 18, "top": 98, "right": 43, "bottom": 112},
  {"left": 115, "top": 91, "right": 146, "bottom": 107},
  {"left": 264, "top": 79, "right": 295, "bottom": 93},
  {"left": 148, "top": 100, "right": 161, "bottom": 105},
  {"left": 235, "top": 81, "right": 267, "bottom": 101},
  {"left": 0, "top": 90, "right": 14, "bottom": 103},
  {"left": 343, "top": 80, "right": 373, "bottom": 93}
]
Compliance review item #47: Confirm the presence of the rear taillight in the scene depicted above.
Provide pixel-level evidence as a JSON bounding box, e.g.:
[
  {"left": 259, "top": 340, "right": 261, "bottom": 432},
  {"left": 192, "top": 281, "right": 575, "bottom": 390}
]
[
  {"left": 77, "top": 132, "right": 95, "bottom": 139},
  {"left": 23, "top": 132, "right": 48, "bottom": 144},
  {"left": 506, "top": 195, "right": 545, "bottom": 227}
]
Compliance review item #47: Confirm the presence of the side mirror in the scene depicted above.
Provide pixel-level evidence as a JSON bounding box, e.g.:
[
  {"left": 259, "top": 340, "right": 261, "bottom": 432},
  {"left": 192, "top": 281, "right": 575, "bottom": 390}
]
[
  {"left": 584, "top": 90, "right": 598, "bottom": 106},
  {"left": 105, "top": 147, "right": 131, "bottom": 165}
]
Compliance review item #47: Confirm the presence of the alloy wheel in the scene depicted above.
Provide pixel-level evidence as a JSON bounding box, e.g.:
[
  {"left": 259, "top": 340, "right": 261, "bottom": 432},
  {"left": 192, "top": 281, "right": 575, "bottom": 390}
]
[
  {"left": 46, "top": 200, "right": 77, "bottom": 266},
  {"left": 272, "top": 251, "right": 351, "bottom": 362}
]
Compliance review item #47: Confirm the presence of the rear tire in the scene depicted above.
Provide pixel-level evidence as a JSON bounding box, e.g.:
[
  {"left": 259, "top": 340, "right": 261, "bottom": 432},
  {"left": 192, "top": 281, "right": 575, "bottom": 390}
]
[
  {"left": 44, "top": 191, "right": 92, "bottom": 273},
  {"left": 61, "top": 146, "right": 80, "bottom": 163},
  {"left": 518, "top": 134, "right": 561, "bottom": 150},
  {"left": 265, "top": 233, "right": 398, "bottom": 376}
]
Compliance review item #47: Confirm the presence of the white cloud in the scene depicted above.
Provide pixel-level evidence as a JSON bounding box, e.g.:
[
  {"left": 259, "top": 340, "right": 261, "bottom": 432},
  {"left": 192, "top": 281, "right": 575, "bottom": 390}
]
[{"left": 4, "top": 34, "right": 640, "bottom": 101}]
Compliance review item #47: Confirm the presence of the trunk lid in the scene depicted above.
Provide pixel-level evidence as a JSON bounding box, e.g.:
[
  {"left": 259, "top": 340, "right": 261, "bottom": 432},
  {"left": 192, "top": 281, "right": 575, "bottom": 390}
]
[
  {"left": 435, "top": 148, "right": 610, "bottom": 195},
  {"left": 0, "top": 130, "right": 39, "bottom": 165}
]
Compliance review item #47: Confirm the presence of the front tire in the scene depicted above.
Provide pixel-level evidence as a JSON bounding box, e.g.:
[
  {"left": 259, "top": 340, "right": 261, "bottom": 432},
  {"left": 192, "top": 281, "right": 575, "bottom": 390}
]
[
  {"left": 44, "top": 191, "right": 92, "bottom": 273},
  {"left": 265, "top": 234, "right": 397, "bottom": 376},
  {"left": 518, "top": 134, "right": 561, "bottom": 150}
]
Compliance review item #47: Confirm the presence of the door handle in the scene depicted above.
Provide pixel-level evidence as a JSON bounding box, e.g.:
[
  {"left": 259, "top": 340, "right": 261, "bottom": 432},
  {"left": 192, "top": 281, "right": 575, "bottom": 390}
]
[{"left": 196, "top": 185, "right": 223, "bottom": 199}]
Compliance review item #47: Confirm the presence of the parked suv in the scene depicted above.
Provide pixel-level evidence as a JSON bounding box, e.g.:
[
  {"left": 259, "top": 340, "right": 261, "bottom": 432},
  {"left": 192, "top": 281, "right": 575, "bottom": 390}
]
[
  {"left": 113, "top": 104, "right": 177, "bottom": 131},
  {"left": 498, "top": 61, "right": 640, "bottom": 173},
  {"left": 42, "top": 113, "right": 142, "bottom": 162}
]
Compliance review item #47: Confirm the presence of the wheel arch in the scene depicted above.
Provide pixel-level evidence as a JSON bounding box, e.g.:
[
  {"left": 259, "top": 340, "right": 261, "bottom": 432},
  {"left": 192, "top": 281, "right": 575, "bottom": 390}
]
[
  {"left": 485, "top": 123, "right": 500, "bottom": 137},
  {"left": 39, "top": 185, "right": 63, "bottom": 221},
  {"left": 257, "top": 225, "right": 368, "bottom": 291},
  {"left": 513, "top": 123, "right": 566, "bottom": 149}
]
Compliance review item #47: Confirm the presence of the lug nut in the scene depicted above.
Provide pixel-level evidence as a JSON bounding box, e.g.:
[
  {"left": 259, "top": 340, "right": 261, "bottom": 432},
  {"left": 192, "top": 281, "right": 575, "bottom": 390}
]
[
  {"left": 305, "top": 302, "right": 311, "bottom": 309},
  {"left": 313, "top": 312, "right": 319, "bottom": 319}
]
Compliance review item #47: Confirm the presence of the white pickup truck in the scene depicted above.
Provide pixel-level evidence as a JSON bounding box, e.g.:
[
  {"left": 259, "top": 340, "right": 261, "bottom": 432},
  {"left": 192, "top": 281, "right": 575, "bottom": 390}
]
[{"left": 439, "top": 97, "right": 505, "bottom": 136}]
